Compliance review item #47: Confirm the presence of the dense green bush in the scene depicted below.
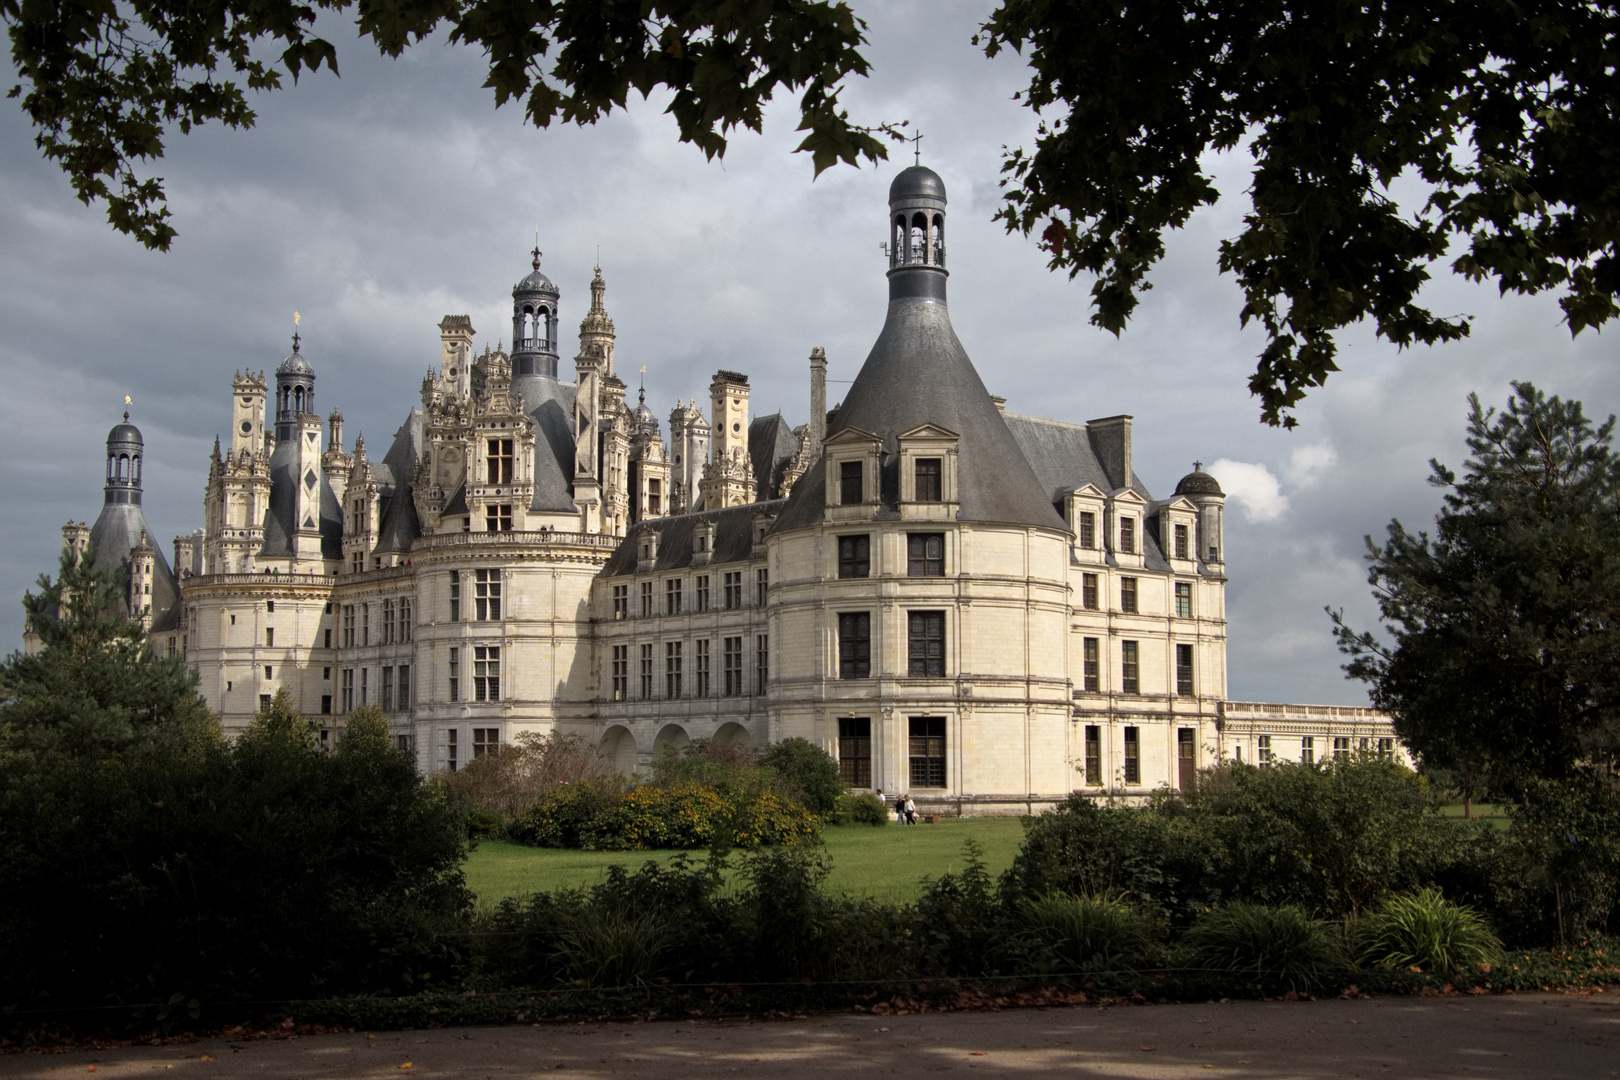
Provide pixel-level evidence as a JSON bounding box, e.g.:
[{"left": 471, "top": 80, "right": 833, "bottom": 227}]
[
  {"left": 1490, "top": 773, "right": 1620, "bottom": 943},
  {"left": 0, "top": 697, "right": 471, "bottom": 1016},
  {"left": 1007, "top": 759, "right": 1490, "bottom": 925},
  {"left": 1179, "top": 902, "right": 1350, "bottom": 994},
  {"left": 1011, "top": 894, "right": 1160, "bottom": 980},
  {"left": 1354, "top": 889, "right": 1502, "bottom": 977},
  {"left": 507, "top": 782, "right": 820, "bottom": 850},
  {"left": 439, "top": 731, "right": 618, "bottom": 821},
  {"left": 831, "top": 791, "right": 889, "bottom": 826},
  {"left": 759, "top": 737, "right": 845, "bottom": 815}
]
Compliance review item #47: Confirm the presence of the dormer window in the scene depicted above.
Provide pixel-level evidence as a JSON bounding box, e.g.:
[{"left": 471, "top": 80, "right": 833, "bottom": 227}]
[
  {"left": 840, "top": 461, "right": 863, "bottom": 505},
  {"left": 487, "top": 438, "right": 514, "bottom": 485},
  {"left": 1174, "top": 523, "right": 1189, "bottom": 560},
  {"left": 1119, "top": 518, "right": 1136, "bottom": 555}
]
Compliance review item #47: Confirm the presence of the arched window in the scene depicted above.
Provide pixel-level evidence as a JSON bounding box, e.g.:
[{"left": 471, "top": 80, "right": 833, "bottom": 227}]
[
  {"left": 911, "top": 212, "right": 928, "bottom": 264},
  {"left": 893, "top": 215, "right": 906, "bottom": 267},
  {"left": 132, "top": 455, "right": 141, "bottom": 483},
  {"left": 117, "top": 454, "right": 129, "bottom": 481},
  {"left": 932, "top": 214, "right": 945, "bottom": 265},
  {"left": 107, "top": 455, "right": 115, "bottom": 480},
  {"left": 294, "top": 387, "right": 305, "bottom": 413}
]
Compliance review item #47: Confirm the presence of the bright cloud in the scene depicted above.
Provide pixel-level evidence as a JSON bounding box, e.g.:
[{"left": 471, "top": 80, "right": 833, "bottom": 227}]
[
  {"left": 1285, "top": 441, "right": 1337, "bottom": 488},
  {"left": 1209, "top": 459, "right": 1287, "bottom": 522}
]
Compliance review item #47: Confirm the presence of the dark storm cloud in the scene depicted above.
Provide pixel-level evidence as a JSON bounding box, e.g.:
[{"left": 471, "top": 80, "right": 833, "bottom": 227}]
[{"left": 2, "top": 1, "right": 1614, "bottom": 705}]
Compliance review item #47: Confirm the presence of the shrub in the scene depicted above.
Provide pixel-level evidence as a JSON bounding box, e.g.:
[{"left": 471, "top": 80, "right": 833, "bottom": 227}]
[
  {"left": 508, "top": 783, "right": 820, "bottom": 850},
  {"left": 1179, "top": 902, "right": 1350, "bottom": 993},
  {"left": 834, "top": 791, "right": 889, "bottom": 826},
  {"left": 759, "top": 737, "right": 845, "bottom": 815},
  {"left": 553, "top": 907, "right": 670, "bottom": 989},
  {"left": 1354, "top": 889, "right": 1502, "bottom": 977},
  {"left": 439, "top": 731, "right": 616, "bottom": 819},
  {"left": 1492, "top": 772, "right": 1620, "bottom": 943},
  {"left": 1012, "top": 894, "right": 1159, "bottom": 979}
]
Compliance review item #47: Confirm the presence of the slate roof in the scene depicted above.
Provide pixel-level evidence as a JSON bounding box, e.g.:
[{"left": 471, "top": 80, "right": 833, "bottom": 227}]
[
  {"left": 748, "top": 412, "right": 800, "bottom": 500},
  {"left": 600, "top": 501, "right": 783, "bottom": 577},
  {"left": 514, "top": 375, "right": 579, "bottom": 513},
  {"left": 260, "top": 439, "right": 343, "bottom": 561},
  {"left": 375, "top": 411, "right": 424, "bottom": 553},
  {"left": 772, "top": 299, "right": 1065, "bottom": 534},
  {"left": 1002, "top": 413, "right": 1152, "bottom": 503},
  {"left": 88, "top": 502, "right": 182, "bottom": 631}
]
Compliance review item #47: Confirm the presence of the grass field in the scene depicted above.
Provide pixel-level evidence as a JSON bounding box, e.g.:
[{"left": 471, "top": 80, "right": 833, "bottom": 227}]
[
  {"left": 464, "top": 816, "right": 1030, "bottom": 907},
  {"left": 1439, "top": 802, "right": 1512, "bottom": 830}
]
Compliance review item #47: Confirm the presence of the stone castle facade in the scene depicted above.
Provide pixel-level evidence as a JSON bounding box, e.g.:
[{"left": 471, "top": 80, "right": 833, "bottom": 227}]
[{"left": 43, "top": 168, "right": 1409, "bottom": 810}]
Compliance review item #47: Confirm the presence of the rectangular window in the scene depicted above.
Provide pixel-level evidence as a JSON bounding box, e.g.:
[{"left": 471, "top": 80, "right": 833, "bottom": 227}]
[
  {"left": 666, "top": 578, "right": 683, "bottom": 615},
  {"left": 647, "top": 478, "right": 662, "bottom": 516},
  {"left": 343, "top": 604, "right": 356, "bottom": 647},
  {"left": 448, "top": 648, "right": 459, "bottom": 703},
  {"left": 487, "top": 437, "right": 514, "bottom": 485},
  {"left": 1333, "top": 736, "right": 1350, "bottom": 761},
  {"left": 1301, "top": 736, "right": 1315, "bottom": 764},
  {"left": 447, "top": 728, "right": 458, "bottom": 773},
  {"left": 473, "top": 646, "right": 500, "bottom": 701},
  {"left": 908, "top": 533, "right": 945, "bottom": 577},
  {"left": 474, "top": 568, "right": 502, "bottom": 620},
  {"left": 907, "top": 611, "right": 946, "bottom": 677},
  {"left": 396, "top": 733, "right": 412, "bottom": 754},
  {"left": 1176, "top": 643, "right": 1194, "bottom": 696},
  {"left": 1079, "top": 511, "right": 1096, "bottom": 549},
  {"left": 260, "top": 693, "right": 272, "bottom": 711},
  {"left": 386, "top": 598, "right": 398, "bottom": 644},
  {"left": 838, "top": 535, "right": 871, "bottom": 578},
  {"left": 1082, "top": 637, "right": 1100, "bottom": 693},
  {"left": 840, "top": 460, "right": 863, "bottom": 505},
  {"left": 909, "top": 716, "right": 947, "bottom": 787},
  {"left": 485, "top": 504, "right": 514, "bottom": 532},
  {"left": 914, "top": 457, "right": 942, "bottom": 502},
  {"left": 321, "top": 695, "right": 332, "bottom": 715},
  {"left": 265, "top": 627, "right": 274, "bottom": 647},
  {"left": 723, "top": 636, "right": 744, "bottom": 696},
  {"left": 839, "top": 613, "right": 872, "bottom": 679},
  {"left": 400, "top": 598, "right": 411, "bottom": 642},
  {"left": 360, "top": 666, "right": 368, "bottom": 705},
  {"left": 1119, "top": 517, "right": 1135, "bottom": 555},
  {"left": 382, "top": 666, "right": 394, "bottom": 712},
  {"left": 474, "top": 727, "right": 500, "bottom": 758},
  {"left": 756, "top": 568, "right": 769, "bottom": 606},
  {"left": 641, "top": 580, "right": 654, "bottom": 617},
  {"left": 756, "top": 633, "right": 769, "bottom": 694},
  {"left": 640, "top": 643, "right": 655, "bottom": 698},
  {"left": 1258, "top": 734, "right": 1274, "bottom": 767},
  {"left": 1121, "top": 640, "right": 1140, "bottom": 694},
  {"left": 694, "top": 575, "right": 710, "bottom": 612},
  {"left": 723, "top": 572, "right": 742, "bottom": 610},
  {"left": 1377, "top": 737, "right": 1395, "bottom": 760},
  {"left": 1174, "top": 523, "right": 1190, "bottom": 560},
  {"left": 612, "top": 583, "right": 628, "bottom": 620},
  {"left": 398, "top": 664, "right": 410, "bottom": 710},
  {"left": 362, "top": 603, "right": 370, "bottom": 646},
  {"left": 1175, "top": 581, "right": 1193, "bottom": 619},
  {"left": 1178, "top": 728, "right": 1196, "bottom": 792},
  {"left": 449, "top": 571, "right": 461, "bottom": 622},
  {"left": 324, "top": 667, "right": 331, "bottom": 680},
  {"left": 838, "top": 717, "right": 872, "bottom": 787},
  {"left": 1082, "top": 573, "right": 1099, "bottom": 611},
  {"left": 266, "top": 601, "right": 275, "bottom": 614},
  {"left": 265, "top": 664, "right": 273, "bottom": 680},
  {"left": 665, "top": 640, "right": 683, "bottom": 698},
  {"left": 324, "top": 628, "right": 332, "bottom": 649},
  {"left": 1121, "top": 577, "right": 1138, "bottom": 614},
  {"left": 611, "top": 644, "right": 629, "bottom": 701},
  {"left": 695, "top": 638, "right": 711, "bottom": 697},
  {"left": 1124, "top": 726, "right": 1141, "bottom": 784},
  {"left": 1084, "top": 725, "right": 1102, "bottom": 786},
  {"left": 341, "top": 668, "right": 354, "bottom": 712}
]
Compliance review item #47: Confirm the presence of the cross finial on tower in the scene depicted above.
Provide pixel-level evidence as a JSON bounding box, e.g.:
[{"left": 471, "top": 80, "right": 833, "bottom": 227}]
[
  {"left": 292, "top": 309, "right": 301, "bottom": 353},
  {"left": 908, "top": 129, "right": 923, "bottom": 166},
  {"left": 1194, "top": 459, "right": 1204, "bottom": 472},
  {"left": 531, "top": 244, "right": 541, "bottom": 271}
]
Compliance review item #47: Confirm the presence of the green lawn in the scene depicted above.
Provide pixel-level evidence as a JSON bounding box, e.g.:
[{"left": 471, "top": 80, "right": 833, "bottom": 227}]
[
  {"left": 464, "top": 816, "right": 1030, "bottom": 907},
  {"left": 1439, "top": 802, "right": 1512, "bottom": 830}
]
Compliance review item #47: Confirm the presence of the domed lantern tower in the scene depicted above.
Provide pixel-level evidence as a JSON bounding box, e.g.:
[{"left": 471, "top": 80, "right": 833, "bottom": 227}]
[{"left": 512, "top": 247, "right": 561, "bottom": 379}]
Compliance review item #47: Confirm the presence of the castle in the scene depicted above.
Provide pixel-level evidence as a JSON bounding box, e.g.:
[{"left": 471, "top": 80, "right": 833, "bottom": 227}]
[{"left": 41, "top": 167, "right": 1406, "bottom": 810}]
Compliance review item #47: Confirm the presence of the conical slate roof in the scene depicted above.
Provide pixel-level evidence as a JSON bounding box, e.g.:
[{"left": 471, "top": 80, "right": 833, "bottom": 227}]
[{"left": 773, "top": 299, "right": 1064, "bottom": 532}]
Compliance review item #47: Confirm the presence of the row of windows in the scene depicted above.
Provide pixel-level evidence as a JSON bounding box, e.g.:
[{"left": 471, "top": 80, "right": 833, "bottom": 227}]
[
  {"left": 445, "top": 727, "right": 501, "bottom": 773},
  {"left": 337, "top": 663, "right": 412, "bottom": 713},
  {"left": 611, "top": 568, "right": 767, "bottom": 619},
  {"left": 1079, "top": 574, "right": 1195, "bottom": 617},
  {"left": 836, "top": 534, "right": 944, "bottom": 578},
  {"left": 1250, "top": 735, "right": 1396, "bottom": 766},
  {"left": 448, "top": 569, "right": 502, "bottom": 621},
  {"left": 839, "top": 458, "right": 942, "bottom": 505},
  {"left": 447, "top": 646, "right": 501, "bottom": 702},
  {"left": 1075, "top": 513, "right": 1194, "bottom": 560},
  {"left": 835, "top": 716, "right": 946, "bottom": 789},
  {"left": 609, "top": 635, "right": 768, "bottom": 700},
  {"left": 836, "top": 612, "right": 946, "bottom": 678},
  {"left": 338, "top": 598, "right": 413, "bottom": 647}
]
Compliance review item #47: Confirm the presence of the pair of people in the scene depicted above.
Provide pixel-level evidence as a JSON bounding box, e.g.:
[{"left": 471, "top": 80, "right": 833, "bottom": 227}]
[{"left": 875, "top": 790, "right": 918, "bottom": 825}]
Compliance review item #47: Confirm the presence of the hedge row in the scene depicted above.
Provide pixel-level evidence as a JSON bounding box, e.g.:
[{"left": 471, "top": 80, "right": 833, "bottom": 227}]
[{"left": 507, "top": 781, "right": 821, "bottom": 850}]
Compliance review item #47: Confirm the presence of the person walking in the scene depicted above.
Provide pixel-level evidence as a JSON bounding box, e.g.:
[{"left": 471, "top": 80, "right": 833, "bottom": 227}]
[
  {"left": 903, "top": 795, "right": 917, "bottom": 825},
  {"left": 896, "top": 795, "right": 908, "bottom": 826}
]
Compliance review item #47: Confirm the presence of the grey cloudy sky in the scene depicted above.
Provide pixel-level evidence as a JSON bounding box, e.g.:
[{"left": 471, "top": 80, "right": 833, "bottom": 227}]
[{"left": 2, "top": 0, "right": 1614, "bottom": 703}]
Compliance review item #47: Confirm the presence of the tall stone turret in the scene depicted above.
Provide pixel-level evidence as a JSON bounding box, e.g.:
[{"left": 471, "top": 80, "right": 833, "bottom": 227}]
[{"left": 511, "top": 248, "right": 560, "bottom": 379}]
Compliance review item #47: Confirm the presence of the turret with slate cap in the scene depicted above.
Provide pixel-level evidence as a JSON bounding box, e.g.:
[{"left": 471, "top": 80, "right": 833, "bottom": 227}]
[
  {"left": 886, "top": 165, "right": 949, "bottom": 303},
  {"left": 512, "top": 246, "right": 561, "bottom": 378}
]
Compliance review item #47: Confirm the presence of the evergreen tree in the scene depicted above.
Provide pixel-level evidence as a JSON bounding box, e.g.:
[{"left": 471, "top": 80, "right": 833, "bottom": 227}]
[
  {"left": 1333, "top": 383, "right": 1620, "bottom": 794},
  {"left": 1, "top": 543, "right": 217, "bottom": 766}
]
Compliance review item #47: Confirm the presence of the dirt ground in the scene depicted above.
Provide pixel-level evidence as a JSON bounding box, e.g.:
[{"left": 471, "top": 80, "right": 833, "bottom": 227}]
[{"left": 3, "top": 992, "right": 1616, "bottom": 1080}]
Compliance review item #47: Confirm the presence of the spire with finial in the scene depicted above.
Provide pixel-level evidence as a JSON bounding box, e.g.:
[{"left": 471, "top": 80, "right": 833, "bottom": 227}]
[
  {"left": 531, "top": 244, "right": 541, "bottom": 271},
  {"left": 1193, "top": 459, "right": 1203, "bottom": 472}
]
